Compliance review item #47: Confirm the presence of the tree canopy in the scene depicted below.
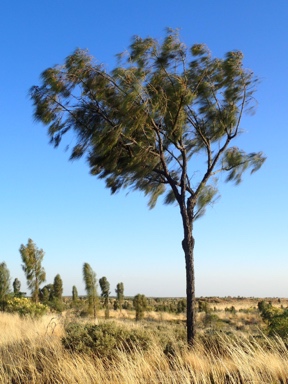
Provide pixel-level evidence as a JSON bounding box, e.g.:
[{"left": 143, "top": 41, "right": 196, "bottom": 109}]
[{"left": 31, "top": 30, "right": 265, "bottom": 213}]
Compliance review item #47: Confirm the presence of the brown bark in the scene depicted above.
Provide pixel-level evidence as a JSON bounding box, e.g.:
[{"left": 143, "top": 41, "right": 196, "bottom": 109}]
[{"left": 182, "top": 212, "right": 196, "bottom": 346}]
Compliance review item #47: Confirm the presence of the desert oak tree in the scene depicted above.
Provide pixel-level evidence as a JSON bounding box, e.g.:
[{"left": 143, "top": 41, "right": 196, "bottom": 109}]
[
  {"left": 0, "top": 262, "right": 11, "bottom": 310},
  {"left": 12, "top": 278, "right": 21, "bottom": 296},
  {"left": 99, "top": 276, "right": 110, "bottom": 319},
  {"left": 31, "top": 30, "right": 265, "bottom": 345},
  {"left": 115, "top": 282, "right": 124, "bottom": 311},
  {"left": 83, "top": 262, "right": 98, "bottom": 320},
  {"left": 20, "top": 239, "right": 46, "bottom": 303}
]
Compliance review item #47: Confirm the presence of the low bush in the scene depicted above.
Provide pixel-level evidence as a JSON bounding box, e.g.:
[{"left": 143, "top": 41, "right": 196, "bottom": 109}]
[
  {"left": 6, "top": 297, "right": 48, "bottom": 318},
  {"left": 258, "top": 301, "right": 288, "bottom": 338},
  {"left": 62, "top": 321, "right": 152, "bottom": 358}
]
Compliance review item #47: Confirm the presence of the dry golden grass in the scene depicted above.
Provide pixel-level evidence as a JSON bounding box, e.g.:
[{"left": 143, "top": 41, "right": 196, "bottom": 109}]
[
  {"left": 96, "top": 308, "right": 186, "bottom": 322},
  {"left": 1, "top": 307, "right": 288, "bottom": 383}
]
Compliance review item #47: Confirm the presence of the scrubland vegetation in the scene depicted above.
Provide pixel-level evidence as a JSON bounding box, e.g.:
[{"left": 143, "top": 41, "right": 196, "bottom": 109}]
[{"left": 1, "top": 297, "right": 288, "bottom": 383}]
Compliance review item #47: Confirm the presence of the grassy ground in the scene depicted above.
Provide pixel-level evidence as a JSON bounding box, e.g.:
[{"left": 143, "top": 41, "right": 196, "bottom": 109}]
[{"left": 1, "top": 298, "right": 288, "bottom": 383}]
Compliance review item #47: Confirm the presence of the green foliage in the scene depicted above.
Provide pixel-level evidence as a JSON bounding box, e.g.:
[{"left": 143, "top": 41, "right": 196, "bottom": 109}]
[
  {"left": 83, "top": 263, "right": 98, "bottom": 319},
  {"left": 203, "top": 312, "right": 220, "bottom": 329},
  {"left": 115, "top": 282, "right": 124, "bottom": 311},
  {"left": 53, "top": 274, "right": 63, "bottom": 301},
  {"left": 19, "top": 239, "right": 46, "bottom": 303},
  {"left": 99, "top": 277, "right": 110, "bottom": 298},
  {"left": 62, "top": 321, "right": 152, "bottom": 358},
  {"left": 6, "top": 297, "right": 48, "bottom": 318},
  {"left": 258, "top": 301, "right": 288, "bottom": 338},
  {"left": 198, "top": 300, "right": 210, "bottom": 313},
  {"left": 0, "top": 262, "right": 11, "bottom": 310},
  {"left": 99, "top": 276, "right": 110, "bottom": 319},
  {"left": 177, "top": 299, "right": 187, "bottom": 314},
  {"left": 30, "top": 29, "right": 265, "bottom": 216},
  {"left": 133, "top": 294, "right": 148, "bottom": 321},
  {"left": 40, "top": 284, "right": 54, "bottom": 303},
  {"left": 49, "top": 298, "right": 64, "bottom": 313},
  {"left": 12, "top": 278, "right": 21, "bottom": 296},
  {"left": 72, "top": 285, "right": 78, "bottom": 302}
]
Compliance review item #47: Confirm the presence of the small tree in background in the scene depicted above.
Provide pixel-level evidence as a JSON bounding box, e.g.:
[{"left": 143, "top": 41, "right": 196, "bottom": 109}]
[
  {"left": 115, "top": 282, "right": 124, "bottom": 312},
  {"left": 133, "top": 294, "right": 148, "bottom": 321},
  {"left": 0, "top": 262, "right": 11, "bottom": 311},
  {"left": 51, "top": 274, "right": 64, "bottom": 312},
  {"left": 53, "top": 274, "right": 63, "bottom": 300},
  {"left": 83, "top": 263, "right": 98, "bottom": 321},
  {"left": 40, "top": 284, "right": 54, "bottom": 304},
  {"left": 19, "top": 239, "right": 46, "bottom": 303},
  {"left": 12, "top": 278, "right": 21, "bottom": 297},
  {"left": 72, "top": 285, "right": 78, "bottom": 303},
  {"left": 99, "top": 276, "right": 110, "bottom": 319}
]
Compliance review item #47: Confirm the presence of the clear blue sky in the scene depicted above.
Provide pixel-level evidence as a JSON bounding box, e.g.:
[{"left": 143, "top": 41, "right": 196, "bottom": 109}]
[{"left": 0, "top": 1, "right": 287, "bottom": 298}]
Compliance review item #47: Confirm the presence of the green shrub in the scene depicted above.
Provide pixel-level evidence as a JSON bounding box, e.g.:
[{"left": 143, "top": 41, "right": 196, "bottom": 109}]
[
  {"left": 267, "top": 314, "right": 288, "bottom": 338},
  {"left": 49, "top": 298, "right": 65, "bottom": 313},
  {"left": 258, "top": 301, "right": 288, "bottom": 338},
  {"left": 133, "top": 294, "right": 148, "bottom": 321},
  {"left": 225, "top": 306, "right": 236, "bottom": 314},
  {"left": 6, "top": 297, "right": 48, "bottom": 318},
  {"left": 198, "top": 300, "right": 210, "bottom": 313},
  {"left": 62, "top": 321, "right": 152, "bottom": 358}
]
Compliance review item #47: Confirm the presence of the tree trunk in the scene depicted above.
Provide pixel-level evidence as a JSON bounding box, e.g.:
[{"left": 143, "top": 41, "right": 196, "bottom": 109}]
[{"left": 182, "top": 220, "right": 196, "bottom": 347}]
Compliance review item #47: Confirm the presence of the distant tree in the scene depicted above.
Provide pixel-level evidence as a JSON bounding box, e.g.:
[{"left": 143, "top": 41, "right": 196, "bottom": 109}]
[
  {"left": 31, "top": 30, "right": 266, "bottom": 345},
  {"left": 19, "top": 239, "right": 46, "bottom": 303},
  {"left": 39, "top": 284, "right": 54, "bottom": 303},
  {"left": 133, "top": 294, "right": 147, "bottom": 321},
  {"left": 53, "top": 274, "right": 63, "bottom": 301},
  {"left": 177, "top": 298, "right": 187, "bottom": 314},
  {"left": 99, "top": 276, "right": 110, "bottom": 319},
  {"left": 12, "top": 278, "right": 21, "bottom": 296},
  {"left": 72, "top": 285, "right": 78, "bottom": 302},
  {"left": 83, "top": 263, "right": 98, "bottom": 320},
  {"left": 115, "top": 282, "right": 124, "bottom": 312},
  {"left": 0, "top": 262, "right": 11, "bottom": 310}
]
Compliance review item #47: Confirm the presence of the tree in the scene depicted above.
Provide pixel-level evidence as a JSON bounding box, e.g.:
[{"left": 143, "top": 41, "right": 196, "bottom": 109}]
[
  {"left": 12, "top": 278, "right": 21, "bottom": 296},
  {"left": 40, "top": 284, "right": 54, "bottom": 303},
  {"left": 30, "top": 30, "right": 266, "bottom": 345},
  {"left": 53, "top": 274, "right": 63, "bottom": 301},
  {"left": 115, "top": 282, "right": 124, "bottom": 312},
  {"left": 19, "top": 239, "right": 46, "bottom": 303},
  {"left": 0, "top": 262, "right": 10, "bottom": 310},
  {"left": 72, "top": 285, "right": 78, "bottom": 302},
  {"left": 133, "top": 294, "right": 147, "bottom": 321},
  {"left": 83, "top": 263, "right": 98, "bottom": 320},
  {"left": 99, "top": 276, "right": 110, "bottom": 319}
]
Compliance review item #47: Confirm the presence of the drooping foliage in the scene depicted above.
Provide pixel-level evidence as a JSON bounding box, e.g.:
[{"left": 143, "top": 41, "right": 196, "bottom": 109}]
[{"left": 31, "top": 29, "right": 265, "bottom": 213}]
